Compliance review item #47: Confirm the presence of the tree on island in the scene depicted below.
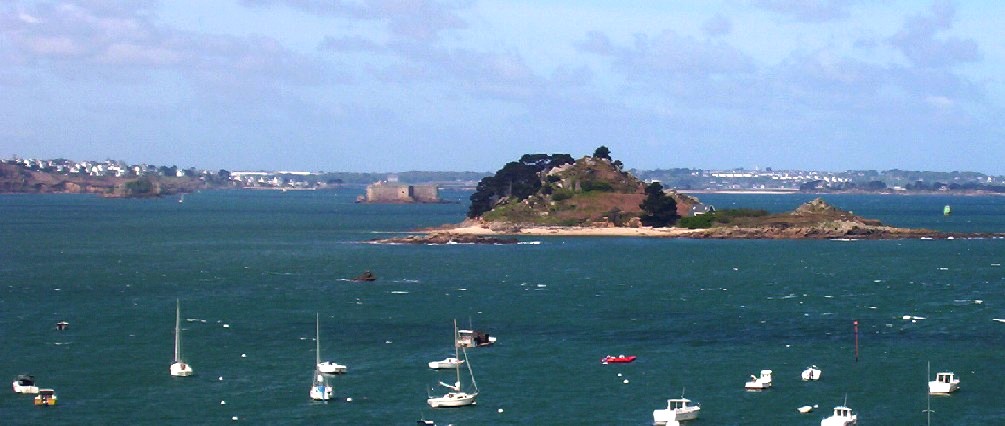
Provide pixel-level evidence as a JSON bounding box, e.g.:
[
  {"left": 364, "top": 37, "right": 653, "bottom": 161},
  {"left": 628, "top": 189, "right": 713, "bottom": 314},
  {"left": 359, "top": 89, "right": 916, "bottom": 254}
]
[
  {"left": 592, "top": 145, "right": 611, "bottom": 161},
  {"left": 467, "top": 153, "right": 575, "bottom": 218},
  {"left": 639, "top": 182, "right": 679, "bottom": 227}
]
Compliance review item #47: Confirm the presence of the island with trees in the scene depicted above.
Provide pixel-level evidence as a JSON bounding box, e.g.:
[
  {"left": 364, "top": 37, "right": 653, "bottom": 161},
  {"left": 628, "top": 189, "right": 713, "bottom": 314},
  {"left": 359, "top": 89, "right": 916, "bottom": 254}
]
[{"left": 373, "top": 147, "right": 1004, "bottom": 243}]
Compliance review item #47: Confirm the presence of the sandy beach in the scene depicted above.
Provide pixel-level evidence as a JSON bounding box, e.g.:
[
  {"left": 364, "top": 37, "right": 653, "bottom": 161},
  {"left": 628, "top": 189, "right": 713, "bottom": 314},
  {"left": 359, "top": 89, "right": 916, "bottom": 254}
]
[{"left": 442, "top": 223, "right": 704, "bottom": 237}]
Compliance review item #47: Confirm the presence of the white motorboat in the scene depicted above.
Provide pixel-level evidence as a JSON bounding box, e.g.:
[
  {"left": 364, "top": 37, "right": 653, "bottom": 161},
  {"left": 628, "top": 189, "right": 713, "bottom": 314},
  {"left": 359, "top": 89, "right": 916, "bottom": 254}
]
[
  {"left": 820, "top": 404, "right": 857, "bottom": 426},
  {"left": 428, "top": 320, "right": 478, "bottom": 408},
  {"left": 802, "top": 365, "right": 822, "bottom": 381},
  {"left": 653, "top": 391, "right": 700, "bottom": 424},
  {"left": 309, "top": 370, "right": 333, "bottom": 401},
  {"left": 928, "top": 371, "right": 960, "bottom": 394},
  {"left": 745, "top": 369, "right": 772, "bottom": 390},
  {"left": 428, "top": 356, "right": 464, "bottom": 370},
  {"left": 170, "top": 299, "right": 194, "bottom": 377},
  {"left": 12, "top": 374, "right": 39, "bottom": 394},
  {"left": 315, "top": 313, "right": 347, "bottom": 374}
]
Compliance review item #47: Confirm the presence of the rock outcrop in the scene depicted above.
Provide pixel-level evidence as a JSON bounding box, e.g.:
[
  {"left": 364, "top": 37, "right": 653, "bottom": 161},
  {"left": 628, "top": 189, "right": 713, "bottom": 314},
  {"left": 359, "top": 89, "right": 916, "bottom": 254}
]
[{"left": 370, "top": 233, "right": 519, "bottom": 245}]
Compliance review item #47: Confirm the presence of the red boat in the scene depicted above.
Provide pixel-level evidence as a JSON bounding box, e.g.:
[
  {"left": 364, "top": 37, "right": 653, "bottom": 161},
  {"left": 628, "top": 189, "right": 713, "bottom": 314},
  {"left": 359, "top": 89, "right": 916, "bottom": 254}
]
[{"left": 601, "top": 354, "right": 637, "bottom": 364}]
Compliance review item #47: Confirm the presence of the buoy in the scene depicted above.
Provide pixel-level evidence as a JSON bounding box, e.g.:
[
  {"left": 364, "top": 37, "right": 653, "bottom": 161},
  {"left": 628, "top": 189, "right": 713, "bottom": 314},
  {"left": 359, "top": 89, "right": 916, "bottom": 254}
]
[
  {"left": 498, "top": 408, "right": 504, "bottom": 413},
  {"left": 232, "top": 416, "right": 238, "bottom": 421},
  {"left": 623, "top": 379, "right": 629, "bottom": 384},
  {"left": 617, "top": 373, "right": 623, "bottom": 377},
  {"left": 241, "top": 354, "right": 246, "bottom": 358},
  {"left": 221, "top": 401, "right": 226, "bottom": 405},
  {"left": 223, "top": 324, "right": 230, "bottom": 328},
  {"left": 346, "top": 397, "right": 353, "bottom": 402},
  {"left": 218, "top": 376, "right": 223, "bottom": 381}
]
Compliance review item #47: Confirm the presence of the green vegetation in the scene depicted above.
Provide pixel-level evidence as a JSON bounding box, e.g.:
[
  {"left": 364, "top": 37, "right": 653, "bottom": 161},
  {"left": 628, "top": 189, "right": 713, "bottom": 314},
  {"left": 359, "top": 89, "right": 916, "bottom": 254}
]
[
  {"left": 638, "top": 182, "right": 678, "bottom": 227},
  {"left": 677, "top": 208, "right": 770, "bottom": 229}
]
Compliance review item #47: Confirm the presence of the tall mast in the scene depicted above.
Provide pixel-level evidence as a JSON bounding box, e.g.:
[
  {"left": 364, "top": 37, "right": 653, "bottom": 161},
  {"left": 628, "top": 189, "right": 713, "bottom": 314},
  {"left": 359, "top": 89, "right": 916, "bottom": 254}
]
[
  {"left": 174, "top": 299, "right": 181, "bottom": 362},
  {"left": 453, "top": 319, "right": 461, "bottom": 388},
  {"left": 316, "top": 313, "right": 321, "bottom": 365}
]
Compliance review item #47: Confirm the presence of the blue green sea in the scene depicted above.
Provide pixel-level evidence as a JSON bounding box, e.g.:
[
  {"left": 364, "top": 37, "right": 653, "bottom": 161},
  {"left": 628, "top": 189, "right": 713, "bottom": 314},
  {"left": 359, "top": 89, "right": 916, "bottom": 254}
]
[{"left": 2, "top": 190, "right": 1004, "bottom": 425}]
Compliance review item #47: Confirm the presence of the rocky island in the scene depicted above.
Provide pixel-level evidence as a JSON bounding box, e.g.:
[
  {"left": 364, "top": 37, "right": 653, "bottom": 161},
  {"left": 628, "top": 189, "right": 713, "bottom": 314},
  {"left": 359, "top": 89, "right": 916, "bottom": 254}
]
[{"left": 378, "top": 147, "right": 1004, "bottom": 241}]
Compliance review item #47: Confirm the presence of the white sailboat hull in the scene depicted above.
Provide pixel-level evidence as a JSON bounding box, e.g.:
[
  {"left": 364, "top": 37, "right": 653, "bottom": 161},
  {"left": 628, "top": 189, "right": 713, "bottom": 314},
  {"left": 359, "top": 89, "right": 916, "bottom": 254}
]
[
  {"left": 310, "top": 385, "right": 333, "bottom": 401},
  {"left": 427, "top": 392, "right": 477, "bottom": 408},
  {"left": 170, "top": 362, "right": 193, "bottom": 377}
]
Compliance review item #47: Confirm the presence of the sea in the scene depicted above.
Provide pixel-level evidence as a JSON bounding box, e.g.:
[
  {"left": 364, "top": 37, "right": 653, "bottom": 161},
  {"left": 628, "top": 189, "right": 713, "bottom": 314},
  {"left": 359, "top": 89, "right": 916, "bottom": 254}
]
[{"left": 2, "top": 189, "right": 1004, "bottom": 425}]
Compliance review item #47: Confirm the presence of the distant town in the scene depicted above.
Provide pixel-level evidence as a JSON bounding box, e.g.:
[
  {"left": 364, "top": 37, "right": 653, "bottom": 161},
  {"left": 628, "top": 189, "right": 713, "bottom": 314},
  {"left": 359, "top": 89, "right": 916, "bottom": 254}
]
[{"left": 4, "top": 156, "right": 1005, "bottom": 195}]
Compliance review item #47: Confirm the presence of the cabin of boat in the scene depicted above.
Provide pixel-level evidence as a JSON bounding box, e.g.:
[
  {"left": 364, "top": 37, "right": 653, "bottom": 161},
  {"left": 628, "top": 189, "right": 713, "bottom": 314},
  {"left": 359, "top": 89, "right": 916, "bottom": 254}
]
[
  {"left": 601, "top": 354, "right": 637, "bottom": 364},
  {"left": 745, "top": 370, "right": 773, "bottom": 390},
  {"left": 13, "top": 374, "right": 39, "bottom": 394},
  {"left": 33, "top": 389, "right": 57, "bottom": 406},
  {"left": 55, "top": 321, "right": 69, "bottom": 331},
  {"left": 928, "top": 371, "right": 960, "bottom": 394},
  {"left": 456, "top": 329, "right": 495, "bottom": 347},
  {"left": 801, "top": 365, "right": 822, "bottom": 381},
  {"left": 820, "top": 405, "right": 857, "bottom": 426},
  {"left": 653, "top": 397, "right": 700, "bottom": 424}
]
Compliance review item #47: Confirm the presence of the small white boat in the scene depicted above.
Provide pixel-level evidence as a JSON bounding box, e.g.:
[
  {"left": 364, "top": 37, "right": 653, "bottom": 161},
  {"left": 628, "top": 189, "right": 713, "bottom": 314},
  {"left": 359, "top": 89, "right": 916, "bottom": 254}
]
[
  {"left": 428, "top": 320, "right": 478, "bottom": 408},
  {"left": 801, "top": 365, "right": 822, "bottom": 381},
  {"left": 309, "top": 371, "right": 333, "bottom": 401},
  {"left": 12, "top": 374, "right": 39, "bottom": 394},
  {"left": 315, "top": 313, "right": 347, "bottom": 374},
  {"left": 798, "top": 404, "right": 818, "bottom": 414},
  {"left": 428, "top": 356, "right": 464, "bottom": 370},
  {"left": 820, "top": 404, "right": 857, "bottom": 425},
  {"left": 653, "top": 390, "right": 700, "bottom": 424},
  {"left": 170, "top": 299, "right": 194, "bottom": 377},
  {"left": 745, "top": 369, "right": 772, "bottom": 390},
  {"left": 928, "top": 371, "right": 960, "bottom": 394}
]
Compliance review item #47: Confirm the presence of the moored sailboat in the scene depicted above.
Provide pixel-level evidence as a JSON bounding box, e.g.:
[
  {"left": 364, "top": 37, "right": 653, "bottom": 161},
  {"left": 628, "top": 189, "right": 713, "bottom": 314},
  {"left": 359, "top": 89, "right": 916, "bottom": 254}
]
[
  {"left": 427, "top": 320, "right": 479, "bottom": 408},
  {"left": 170, "top": 299, "right": 194, "bottom": 377}
]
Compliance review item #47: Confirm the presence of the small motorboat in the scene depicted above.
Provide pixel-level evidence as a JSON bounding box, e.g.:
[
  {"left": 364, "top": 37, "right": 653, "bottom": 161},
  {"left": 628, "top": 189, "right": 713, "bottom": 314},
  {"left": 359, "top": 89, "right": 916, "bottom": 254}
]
[
  {"left": 801, "top": 365, "right": 822, "bottom": 381},
  {"left": 428, "top": 356, "right": 464, "bottom": 370},
  {"left": 798, "top": 404, "right": 818, "bottom": 414},
  {"left": 601, "top": 354, "right": 637, "bottom": 364},
  {"left": 55, "top": 321, "right": 69, "bottom": 331},
  {"left": 928, "top": 371, "right": 960, "bottom": 394},
  {"left": 745, "top": 370, "right": 773, "bottom": 390},
  {"left": 820, "top": 404, "right": 856, "bottom": 425},
  {"left": 456, "top": 329, "right": 496, "bottom": 348},
  {"left": 653, "top": 392, "right": 700, "bottom": 424},
  {"left": 33, "top": 389, "right": 57, "bottom": 406},
  {"left": 352, "top": 271, "right": 376, "bottom": 282},
  {"left": 12, "top": 374, "right": 39, "bottom": 394}
]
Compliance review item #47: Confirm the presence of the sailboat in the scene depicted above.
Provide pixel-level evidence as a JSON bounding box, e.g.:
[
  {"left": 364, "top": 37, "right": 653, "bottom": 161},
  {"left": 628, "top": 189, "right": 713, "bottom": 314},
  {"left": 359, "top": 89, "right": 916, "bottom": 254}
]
[
  {"left": 315, "top": 313, "right": 347, "bottom": 374},
  {"left": 427, "top": 320, "right": 479, "bottom": 408},
  {"left": 170, "top": 299, "right": 194, "bottom": 377},
  {"left": 309, "top": 370, "right": 333, "bottom": 401}
]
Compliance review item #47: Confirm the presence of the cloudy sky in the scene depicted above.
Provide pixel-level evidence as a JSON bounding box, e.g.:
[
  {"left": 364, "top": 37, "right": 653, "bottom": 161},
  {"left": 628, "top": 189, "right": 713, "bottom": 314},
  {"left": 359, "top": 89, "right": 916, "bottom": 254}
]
[{"left": 1, "top": 1, "right": 1002, "bottom": 173}]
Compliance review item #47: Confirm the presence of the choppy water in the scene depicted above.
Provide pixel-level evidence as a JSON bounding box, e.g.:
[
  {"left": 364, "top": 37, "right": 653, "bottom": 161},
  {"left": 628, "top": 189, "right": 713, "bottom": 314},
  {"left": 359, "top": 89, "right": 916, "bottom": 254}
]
[{"left": 2, "top": 190, "right": 1004, "bottom": 425}]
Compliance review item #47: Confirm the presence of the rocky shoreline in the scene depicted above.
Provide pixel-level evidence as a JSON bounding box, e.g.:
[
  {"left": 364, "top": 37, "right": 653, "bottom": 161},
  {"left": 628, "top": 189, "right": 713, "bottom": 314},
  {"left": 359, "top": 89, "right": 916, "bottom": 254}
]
[
  {"left": 369, "top": 233, "right": 519, "bottom": 245},
  {"left": 379, "top": 199, "right": 1004, "bottom": 241}
]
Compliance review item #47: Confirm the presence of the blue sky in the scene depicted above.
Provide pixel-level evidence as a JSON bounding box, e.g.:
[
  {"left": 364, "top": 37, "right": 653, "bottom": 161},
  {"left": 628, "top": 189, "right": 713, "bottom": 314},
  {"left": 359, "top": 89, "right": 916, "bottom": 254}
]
[{"left": 1, "top": 0, "right": 1002, "bottom": 173}]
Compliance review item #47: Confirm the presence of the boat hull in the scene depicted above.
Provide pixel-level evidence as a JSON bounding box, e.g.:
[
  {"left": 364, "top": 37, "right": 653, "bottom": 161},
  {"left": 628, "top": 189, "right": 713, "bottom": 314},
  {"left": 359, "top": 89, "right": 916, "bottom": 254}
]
[
  {"left": 317, "top": 362, "right": 347, "bottom": 374},
  {"left": 427, "top": 392, "right": 477, "bottom": 408},
  {"left": 928, "top": 381, "right": 960, "bottom": 394},
  {"left": 428, "top": 358, "right": 464, "bottom": 369},
  {"left": 170, "top": 362, "right": 194, "bottom": 377},
  {"left": 653, "top": 407, "right": 699, "bottom": 423},
  {"left": 310, "top": 385, "right": 333, "bottom": 401}
]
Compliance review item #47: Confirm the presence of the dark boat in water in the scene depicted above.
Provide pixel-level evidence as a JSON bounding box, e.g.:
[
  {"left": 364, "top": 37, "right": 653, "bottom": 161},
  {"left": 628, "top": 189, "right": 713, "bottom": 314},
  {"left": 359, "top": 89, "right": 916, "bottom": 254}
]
[{"left": 353, "top": 270, "right": 376, "bottom": 282}]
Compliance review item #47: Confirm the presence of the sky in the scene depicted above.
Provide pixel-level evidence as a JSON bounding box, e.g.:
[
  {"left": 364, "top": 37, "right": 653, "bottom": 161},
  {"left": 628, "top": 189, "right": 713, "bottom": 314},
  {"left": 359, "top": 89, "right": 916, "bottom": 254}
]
[{"left": 1, "top": 0, "right": 1003, "bottom": 174}]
